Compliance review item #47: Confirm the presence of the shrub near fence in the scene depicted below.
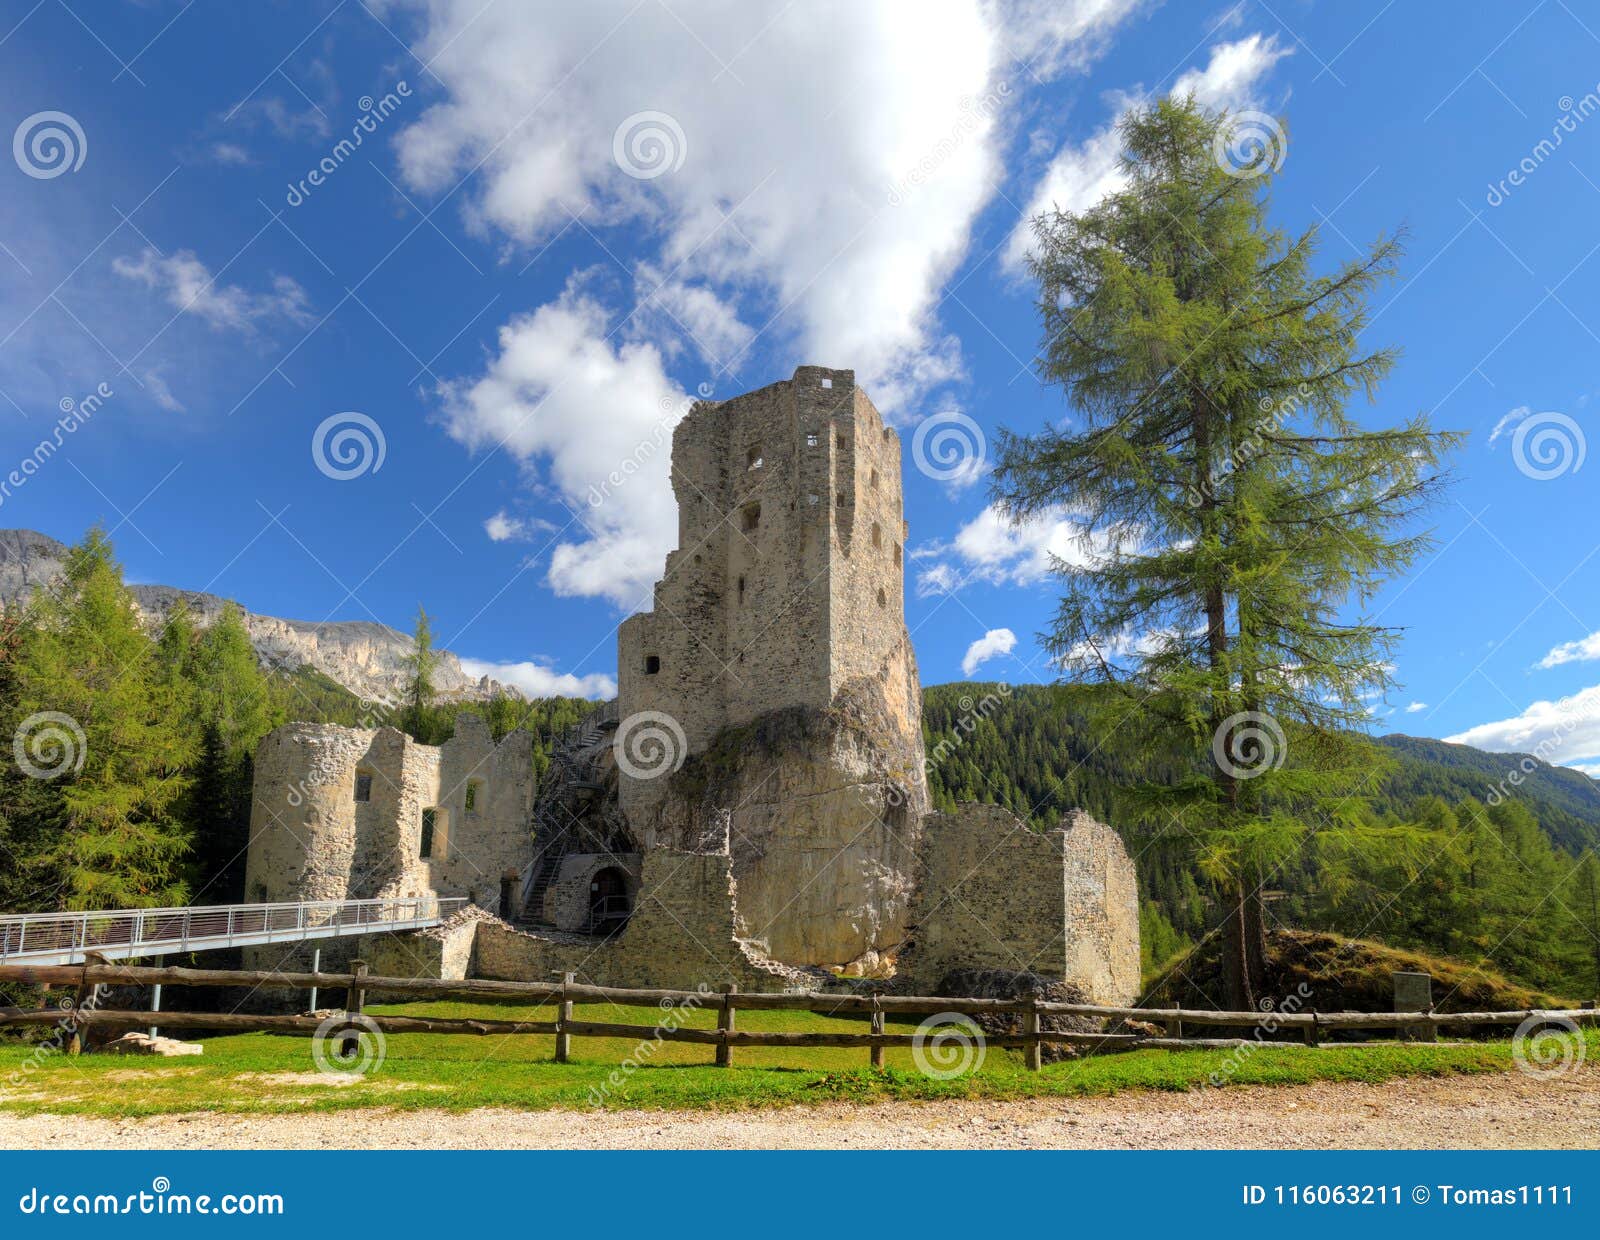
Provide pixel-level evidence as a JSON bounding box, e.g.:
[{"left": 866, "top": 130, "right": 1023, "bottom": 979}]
[{"left": 1, "top": 962, "right": 1596, "bottom": 1070}]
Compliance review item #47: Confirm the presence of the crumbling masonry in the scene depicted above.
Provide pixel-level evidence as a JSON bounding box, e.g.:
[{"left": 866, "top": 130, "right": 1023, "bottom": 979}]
[{"left": 246, "top": 366, "right": 1139, "bottom": 1002}]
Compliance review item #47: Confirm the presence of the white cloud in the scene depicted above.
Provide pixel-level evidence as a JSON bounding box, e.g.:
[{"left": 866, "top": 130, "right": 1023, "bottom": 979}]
[
  {"left": 1540, "top": 631, "right": 1600, "bottom": 668},
  {"left": 916, "top": 502, "right": 1135, "bottom": 594},
  {"left": 459, "top": 657, "right": 616, "bottom": 700},
  {"left": 1003, "top": 33, "right": 1290, "bottom": 273},
  {"left": 394, "top": 1, "right": 1137, "bottom": 409},
  {"left": 961, "top": 626, "right": 1017, "bottom": 675},
  {"left": 1445, "top": 685, "right": 1600, "bottom": 767},
  {"left": 1569, "top": 761, "right": 1600, "bottom": 779},
  {"left": 484, "top": 511, "right": 526, "bottom": 542},
  {"left": 438, "top": 279, "right": 687, "bottom": 608},
  {"left": 1404, "top": 701, "right": 1429, "bottom": 714},
  {"left": 142, "top": 369, "right": 185, "bottom": 412},
  {"left": 111, "top": 248, "right": 312, "bottom": 333},
  {"left": 210, "top": 142, "right": 252, "bottom": 165},
  {"left": 1487, "top": 405, "right": 1531, "bottom": 446}
]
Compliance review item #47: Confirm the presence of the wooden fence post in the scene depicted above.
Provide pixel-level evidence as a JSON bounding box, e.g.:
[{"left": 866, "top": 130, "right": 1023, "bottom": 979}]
[
  {"left": 1023, "top": 996, "right": 1042, "bottom": 1072},
  {"left": 1303, "top": 1009, "right": 1320, "bottom": 1047},
  {"left": 870, "top": 994, "right": 885, "bottom": 1070},
  {"left": 716, "top": 984, "right": 736, "bottom": 1067},
  {"left": 340, "top": 959, "right": 369, "bottom": 1060},
  {"left": 554, "top": 971, "right": 573, "bottom": 1064},
  {"left": 1163, "top": 1016, "right": 1182, "bottom": 1040},
  {"left": 66, "top": 963, "right": 90, "bottom": 1057}
]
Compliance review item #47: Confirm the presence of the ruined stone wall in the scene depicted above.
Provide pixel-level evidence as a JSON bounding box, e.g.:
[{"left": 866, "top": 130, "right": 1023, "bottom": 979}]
[
  {"left": 898, "top": 805, "right": 1140, "bottom": 1005},
  {"left": 617, "top": 367, "right": 922, "bottom": 830},
  {"left": 473, "top": 850, "right": 811, "bottom": 991},
  {"left": 242, "top": 715, "right": 535, "bottom": 972},
  {"left": 613, "top": 366, "right": 927, "bottom": 969}
]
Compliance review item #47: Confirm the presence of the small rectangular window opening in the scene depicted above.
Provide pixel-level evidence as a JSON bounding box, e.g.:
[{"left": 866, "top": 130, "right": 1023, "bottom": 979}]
[
  {"left": 645, "top": 654, "right": 661, "bottom": 675},
  {"left": 821, "top": 377, "right": 833, "bottom": 389},
  {"left": 464, "top": 781, "right": 480, "bottom": 815},
  {"left": 419, "top": 808, "right": 437, "bottom": 859},
  {"left": 354, "top": 771, "right": 372, "bottom": 803},
  {"left": 746, "top": 446, "right": 764, "bottom": 470},
  {"left": 806, "top": 432, "right": 819, "bottom": 447},
  {"left": 741, "top": 503, "right": 761, "bottom": 532}
]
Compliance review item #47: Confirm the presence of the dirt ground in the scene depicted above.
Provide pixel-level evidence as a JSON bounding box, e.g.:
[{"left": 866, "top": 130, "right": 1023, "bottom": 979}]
[{"left": 3, "top": 1070, "right": 1597, "bottom": 1149}]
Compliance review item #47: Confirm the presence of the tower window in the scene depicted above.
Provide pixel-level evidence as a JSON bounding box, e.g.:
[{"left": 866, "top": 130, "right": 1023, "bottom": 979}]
[
  {"left": 836, "top": 492, "right": 846, "bottom": 508},
  {"left": 877, "top": 587, "right": 887, "bottom": 608},
  {"left": 464, "top": 781, "right": 481, "bottom": 815},
  {"left": 871, "top": 522, "right": 881, "bottom": 549},
  {"left": 821, "top": 377, "right": 833, "bottom": 389},
  {"left": 836, "top": 433, "right": 847, "bottom": 450},
  {"left": 419, "top": 808, "right": 437, "bottom": 859},
  {"left": 737, "top": 575, "right": 746, "bottom": 603},
  {"left": 870, "top": 468, "right": 879, "bottom": 489},
  {"left": 644, "top": 654, "right": 661, "bottom": 675},
  {"left": 746, "top": 446, "right": 764, "bottom": 470},
  {"left": 741, "top": 502, "right": 761, "bottom": 532},
  {"left": 807, "top": 492, "right": 819, "bottom": 506},
  {"left": 894, "top": 543, "right": 902, "bottom": 567},
  {"left": 354, "top": 771, "right": 372, "bottom": 803},
  {"left": 806, "top": 432, "right": 819, "bottom": 447}
]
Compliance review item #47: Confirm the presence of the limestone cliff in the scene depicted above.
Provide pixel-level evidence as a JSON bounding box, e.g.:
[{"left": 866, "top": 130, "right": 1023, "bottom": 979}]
[{"left": 0, "top": 528, "right": 517, "bottom": 705}]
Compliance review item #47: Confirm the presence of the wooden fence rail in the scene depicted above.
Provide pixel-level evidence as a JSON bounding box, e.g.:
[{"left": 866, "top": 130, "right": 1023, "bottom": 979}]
[{"left": 1, "top": 962, "right": 1594, "bottom": 1072}]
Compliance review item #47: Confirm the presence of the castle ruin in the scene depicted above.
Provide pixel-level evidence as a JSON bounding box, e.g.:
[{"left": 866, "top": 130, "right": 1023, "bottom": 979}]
[{"left": 245, "top": 366, "right": 1139, "bottom": 1002}]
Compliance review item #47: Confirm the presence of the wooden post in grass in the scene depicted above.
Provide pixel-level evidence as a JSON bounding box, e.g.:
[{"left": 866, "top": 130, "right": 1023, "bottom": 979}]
[
  {"left": 341, "top": 959, "right": 369, "bottom": 1059},
  {"left": 1163, "top": 1015, "right": 1182, "bottom": 1040},
  {"left": 1302, "top": 1009, "right": 1320, "bottom": 1047},
  {"left": 870, "top": 994, "right": 885, "bottom": 1070},
  {"left": 716, "top": 984, "right": 736, "bottom": 1068},
  {"left": 1023, "top": 996, "right": 1042, "bottom": 1072},
  {"left": 554, "top": 971, "right": 574, "bottom": 1064}
]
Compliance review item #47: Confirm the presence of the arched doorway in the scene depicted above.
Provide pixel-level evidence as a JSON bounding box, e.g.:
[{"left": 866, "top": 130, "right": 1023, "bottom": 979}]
[{"left": 588, "top": 866, "right": 631, "bottom": 935}]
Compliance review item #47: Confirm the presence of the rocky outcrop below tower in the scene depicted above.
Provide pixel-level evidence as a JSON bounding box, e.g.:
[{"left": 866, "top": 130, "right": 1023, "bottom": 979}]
[{"left": 634, "top": 677, "right": 927, "bottom": 969}]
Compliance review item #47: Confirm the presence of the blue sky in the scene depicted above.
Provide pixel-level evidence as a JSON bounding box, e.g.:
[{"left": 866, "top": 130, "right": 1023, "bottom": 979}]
[{"left": 1, "top": 1, "right": 1598, "bottom": 772}]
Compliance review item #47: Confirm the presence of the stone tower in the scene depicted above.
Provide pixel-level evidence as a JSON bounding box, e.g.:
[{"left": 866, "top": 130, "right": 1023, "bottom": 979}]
[{"left": 616, "top": 366, "right": 927, "bottom": 968}]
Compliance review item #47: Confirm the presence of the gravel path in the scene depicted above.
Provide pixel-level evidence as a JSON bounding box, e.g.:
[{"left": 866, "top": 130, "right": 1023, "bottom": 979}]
[{"left": 4, "top": 1070, "right": 1598, "bottom": 1149}]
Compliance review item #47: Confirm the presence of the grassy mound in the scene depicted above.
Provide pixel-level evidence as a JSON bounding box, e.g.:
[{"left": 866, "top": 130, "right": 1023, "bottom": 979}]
[{"left": 1145, "top": 928, "right": 1575, "bottom": 1013}]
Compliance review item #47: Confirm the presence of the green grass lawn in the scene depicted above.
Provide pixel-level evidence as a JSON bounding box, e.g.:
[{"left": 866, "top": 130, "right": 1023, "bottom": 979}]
[{"left": 0, "top": 997, "right": 1584, "bottom": 1118}]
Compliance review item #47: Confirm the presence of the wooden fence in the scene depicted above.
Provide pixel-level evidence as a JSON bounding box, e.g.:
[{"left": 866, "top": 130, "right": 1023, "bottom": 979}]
[{"left": 1, "top": 961, "right": 1595, "bottom": 1071}]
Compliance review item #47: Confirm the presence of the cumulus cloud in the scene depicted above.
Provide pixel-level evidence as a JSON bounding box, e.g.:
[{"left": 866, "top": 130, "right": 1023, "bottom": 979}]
[
  {"left": 962, "top": 626, "right": 1018, "bottom": 676},
  {"left": 1445, "top": 685, "right": 1600, "bottom": 768},
  {"left": 484, "top": 511, "right": 526, "bottom": 542},
  {"left": 394, "top": 1, "right": 1139, "bottom": 410},
  {"left": 1003, "top": 32, "right": 1290, "bottom": 273},
  {"left": 438, "top": 280, "right": 688, "bottom": 607},
  {"left": 459, "top": 657, "right": 616, "bottom": 700},
  {"left": 112, "top": 248, "right": 312, "bottom": 333},
  {"left": 916, "top": 502, "right": 1135, "bottom": 594},
  {"left": 1539, "top": 631, "right": 1600, "bottom": 668}
]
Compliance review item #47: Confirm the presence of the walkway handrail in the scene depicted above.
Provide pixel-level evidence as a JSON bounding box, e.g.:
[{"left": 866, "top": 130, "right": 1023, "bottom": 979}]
[{"left": 0, "top": 896, "right": 467, "bottom": 964}]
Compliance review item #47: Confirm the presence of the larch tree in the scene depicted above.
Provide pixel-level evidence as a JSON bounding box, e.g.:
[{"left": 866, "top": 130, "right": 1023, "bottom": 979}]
[
  {"left": 13, "top": 528, "right": 196, "bottom": 908},
  {"left": 993, "top": 98, "right": 1459, "bottom": 1007}
]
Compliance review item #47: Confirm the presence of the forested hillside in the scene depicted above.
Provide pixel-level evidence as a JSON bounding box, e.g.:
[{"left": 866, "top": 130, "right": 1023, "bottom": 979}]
[{"left": 923, "top": 682, "right": 1600, "bottom": 998}]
